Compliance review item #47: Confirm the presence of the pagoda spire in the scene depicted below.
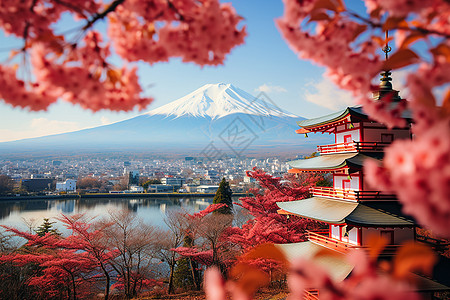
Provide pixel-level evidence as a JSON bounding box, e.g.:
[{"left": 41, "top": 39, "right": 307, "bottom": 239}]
[{"left": 373, "top": 31, "right": 401, "bottom": 101}]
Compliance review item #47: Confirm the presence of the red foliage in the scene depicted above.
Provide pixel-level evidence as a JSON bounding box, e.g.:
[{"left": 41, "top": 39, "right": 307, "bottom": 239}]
[{"left": 226, "top": 168, "right": 324, "bottom": 249}]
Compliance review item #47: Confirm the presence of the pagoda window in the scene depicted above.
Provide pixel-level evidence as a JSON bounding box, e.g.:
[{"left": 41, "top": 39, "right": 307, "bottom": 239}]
[
  {"left": 348, "top": 227, "right": 358, "bottom": 245},
  {"left": 380, "top": 230, "right": 394, "bottom": 245},
  {"left": 331, "top": 225, "right": 340, "bottom": 239},
  {"left": 342, "top": 179, "right": 351, "bottom": 190},
  {"left": 343, "top": 134, "right": 352, "bottom": 144},
  {"left": 333, "top": 174, "right": 359, "bottom": 190},
  {"left": 336, "top": 129, "right": 360, "bottom": 144}
]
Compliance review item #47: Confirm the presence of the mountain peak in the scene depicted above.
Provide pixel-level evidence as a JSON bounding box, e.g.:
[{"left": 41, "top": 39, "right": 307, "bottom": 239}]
[{"left": 145, "top": 83, "right": 297, "bottom": 119}]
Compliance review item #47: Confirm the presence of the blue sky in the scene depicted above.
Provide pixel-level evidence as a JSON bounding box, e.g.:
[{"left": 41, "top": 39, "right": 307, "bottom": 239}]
[{"left": 0, "top": 1, "right": 379, "bottom": 142}]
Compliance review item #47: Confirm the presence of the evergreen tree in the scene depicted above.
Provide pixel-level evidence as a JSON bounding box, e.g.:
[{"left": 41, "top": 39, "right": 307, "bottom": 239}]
[
  {"left": 213, "top": 178, "right": 233, "bottom": 214},
  {"left": 173, "top": 235, "right": 200, "bottom": 291},
  {"left": 35, "top": 218, "right": 60, "bottom": 237}
]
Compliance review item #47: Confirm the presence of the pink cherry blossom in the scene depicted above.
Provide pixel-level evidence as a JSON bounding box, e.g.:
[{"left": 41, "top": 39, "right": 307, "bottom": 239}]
[{"left": 0, "top": 0, "right": 246, "bottom": 111}]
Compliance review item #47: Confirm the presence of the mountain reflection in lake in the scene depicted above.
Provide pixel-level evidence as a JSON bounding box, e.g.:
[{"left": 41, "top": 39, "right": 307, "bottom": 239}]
[{"left": 0, "top": 197, "right": 241, "bottom": 232}]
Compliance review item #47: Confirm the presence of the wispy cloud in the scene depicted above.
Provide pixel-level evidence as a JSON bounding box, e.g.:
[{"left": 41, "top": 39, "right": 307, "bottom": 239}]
[
  {"left": 303, "top": 77, "right": 355, "bottom": 110},
  {"left": 0, "top": 118, "right": 81, "bottom": 142},
  {"left": 255, "top": 84, "right": 287, "bottom": 93},
  {"left": 304, "top": 71, "right": 412, "bottom": 111}
]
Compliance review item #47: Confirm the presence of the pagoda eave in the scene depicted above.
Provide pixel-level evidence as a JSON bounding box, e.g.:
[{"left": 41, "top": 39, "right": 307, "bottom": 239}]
[
  {"left": 277, "top": 197, "right": 415, "bottom": 226},
  {"left": 288, "top": 167, "right": 349, "bottom": 174},
  {"left": 288, "top": 153, "right": 382, "bottom": 174}
]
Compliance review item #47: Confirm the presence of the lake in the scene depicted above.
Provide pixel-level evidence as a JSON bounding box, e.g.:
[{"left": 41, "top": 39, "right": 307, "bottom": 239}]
[{"left": 0, "top": 196, "right": 242, "bottom": 234}]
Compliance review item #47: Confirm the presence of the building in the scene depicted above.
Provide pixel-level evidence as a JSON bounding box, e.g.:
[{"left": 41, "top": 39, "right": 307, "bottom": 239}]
[
  {"left": 243, "top": 175, "right": 256, "bottom": 183},
  {"left": 56, "top": 179, "right": 77, "bottom": 192},
  {"left": 148, "top": 184, "right": 175, "bottom": 193},
  {"left": 197, "top": 185, "right": 219, "bottom": 193},
  {"left": 20, "top": 178, "right": 55, "bottom": 193},
  {"left": 128, "top": 185, "right": 144, "bottom": 193},
  {"left": 161, "top": 177, "right": 185, "bottom": 186},
  {"left": 124, "top": 169, "right": 139, "bottom": 187},
  {"left": 275, "top": 71, "right": 449, "bottom": 299}
]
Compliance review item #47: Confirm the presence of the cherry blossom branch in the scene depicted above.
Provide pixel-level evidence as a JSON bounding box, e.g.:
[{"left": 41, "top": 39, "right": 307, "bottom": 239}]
[
  {"left": 21, "top": 0, "right": 38, "bottom": 51},
  {"left": 167, "top": 0, "right": 186, "bottom": 22},
  {"left": 82, "top": 0, "right": 126, "bottom": 31},
  {"left": 52, "top": 0, "right": 88, "bottom": 18},
  {"left": 345, "top": 10, "right": 450, "bottom": 39}
]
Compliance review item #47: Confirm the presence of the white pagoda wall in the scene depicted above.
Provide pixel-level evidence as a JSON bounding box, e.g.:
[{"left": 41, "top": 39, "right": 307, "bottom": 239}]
[
  {"left": 330, "top": 225, "right": 359, "bottom": 245},
  {"left": 335, "top": 126, "right": 360, "bottom": 144},
  {"left": 333, "top": 174, "right": 360, "bottom": 190}
]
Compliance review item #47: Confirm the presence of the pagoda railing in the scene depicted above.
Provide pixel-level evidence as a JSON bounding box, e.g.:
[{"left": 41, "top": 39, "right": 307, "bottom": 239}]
[
  {"left": 317, "top": 142, "right": 390, "bottom": 154},
  {"left": 307, "top": 231, "right": 399, "bottom": 256},
  {"left": 416, "top": 234, "right": 450, "bottom": 253},
  {"left": 307, "top": 231, "right": 353, "bottom": 254},
  {"left": 304, "top": 289, "right": 319, "bottom": 300},
  {"left": 310, "top": 187, "right": 397, "bottom": 201}
]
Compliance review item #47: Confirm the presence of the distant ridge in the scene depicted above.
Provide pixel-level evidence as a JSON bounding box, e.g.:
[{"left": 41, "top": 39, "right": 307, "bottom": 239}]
[{"left": 0, "top": 83, "right": 332, "bottom": 157}]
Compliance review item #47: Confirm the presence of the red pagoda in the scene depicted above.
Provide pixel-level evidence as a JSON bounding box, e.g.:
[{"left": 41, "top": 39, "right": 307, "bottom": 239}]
[{"left": 274, "top": 71, "right": 449, "bottom": 299}]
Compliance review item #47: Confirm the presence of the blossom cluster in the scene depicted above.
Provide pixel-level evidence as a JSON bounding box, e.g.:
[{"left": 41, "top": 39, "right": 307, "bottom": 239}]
[
  {"left": 276, "top": 2, "right": 382, "bottom": 96},
  {"left": 0, "top": 0, "right": 246, "bottom": 111},
  {"left": 30, "top": 34, "right": 152, "bottom": 112},
  {"left": 108, "top": 0, "right": 246, "bottom": 65}
]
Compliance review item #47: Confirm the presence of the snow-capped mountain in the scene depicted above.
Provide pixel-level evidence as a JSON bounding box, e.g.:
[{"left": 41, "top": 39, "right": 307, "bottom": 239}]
[
  {"left": 147, "top": 83, "right": 297, "bottom": 119},
  {"left": 0, "top": 83, "right": 332, "bottom": 157}
]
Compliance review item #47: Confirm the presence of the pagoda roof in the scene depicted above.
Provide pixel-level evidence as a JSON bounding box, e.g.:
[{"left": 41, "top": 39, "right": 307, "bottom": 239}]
[
  {"left": 288, "top": 152, "right": 382, "bottom": 173},
  {"left": 414, "top": 274, "right": 450, "bottom": 292},
  {"left": 274, "top": 241, "right": 354, "bottom": 282},
  {"left": 297, "top": 107, "right": 366, "bottom": 128},
  {"left": 277, "top": 197, "right": 414, "bottom": 226},
  {"left": 296, "top": 105, "right": 412, "bottom": 133}
]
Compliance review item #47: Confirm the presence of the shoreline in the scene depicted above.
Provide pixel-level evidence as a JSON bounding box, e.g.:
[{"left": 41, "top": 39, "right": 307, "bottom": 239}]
[{"left": 0, "top": 192, "right": 250, "bottom": 202}]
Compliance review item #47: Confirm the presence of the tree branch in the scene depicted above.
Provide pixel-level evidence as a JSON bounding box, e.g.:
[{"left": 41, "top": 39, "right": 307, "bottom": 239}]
[
  {"left": 345, "top": 10, "right": 450, "bottom": 39},
  {"left": 21, "top": 0, "right": 38, "bottom": 51},
  {"left": 52, "top": 0, "right": 87, "bottom": 18},
  {"left": 82, "top": 0, "right": 126, "bottom": 31}
]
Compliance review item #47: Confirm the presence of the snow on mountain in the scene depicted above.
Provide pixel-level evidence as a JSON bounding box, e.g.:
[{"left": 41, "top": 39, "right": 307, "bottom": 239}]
[
  {"left": 146, "top": 83, "right": 298, "bottom": 119},
  {"left": 0, "top": 83, "right": 333, "bottom": 157}
]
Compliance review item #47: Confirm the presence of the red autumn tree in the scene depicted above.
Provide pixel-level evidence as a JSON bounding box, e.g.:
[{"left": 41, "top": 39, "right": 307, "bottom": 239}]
[
  {"left": 226, "top": 168, "right": 324, "bottom": 250},
  {"left": 1, "top": 212, "right": 160, "bottom": 300},
  {"left": 2, "top": 215, "right": 118, "bottom": 300},
  {"left": 0, "top": 230, "right": 99, "bottom": 300}
]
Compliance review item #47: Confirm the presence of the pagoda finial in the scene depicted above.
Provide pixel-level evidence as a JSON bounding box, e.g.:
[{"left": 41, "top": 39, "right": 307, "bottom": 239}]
[
  {"left": 382, "top": 30, "right": 392, "bottom": 61},
  {"left": 380, "top": 30, "right": 393, "bottom": 90},
  {"left": 379, "top": 31, "right": 394, "bottom": 91},
  {"left": 373, "top": 30, "right": 401, "bottom": 101}
]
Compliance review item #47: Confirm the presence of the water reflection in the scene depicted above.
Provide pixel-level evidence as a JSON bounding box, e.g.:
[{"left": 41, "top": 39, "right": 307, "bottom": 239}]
[{"left": 0, "top": 197, "right": 241, "bottom": 231}]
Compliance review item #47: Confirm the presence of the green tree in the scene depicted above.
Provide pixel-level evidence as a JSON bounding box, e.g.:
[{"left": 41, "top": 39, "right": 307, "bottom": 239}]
[
  {"left": 173, "top": 235, "right": 198, "bottom": 291},
  {"left": 213, "top": 178, "right": 233, "bottom": 215},
  {"left": 35, "top": 218, "right": 60, "bottom": 237}
]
